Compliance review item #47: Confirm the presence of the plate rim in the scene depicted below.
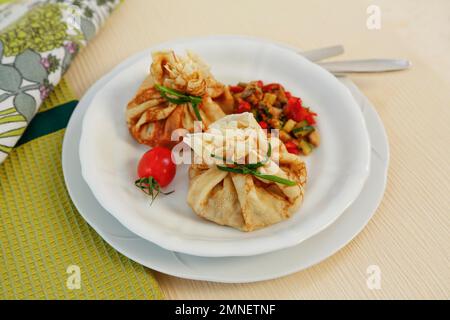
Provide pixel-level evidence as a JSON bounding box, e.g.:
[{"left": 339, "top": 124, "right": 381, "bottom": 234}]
[{"left": 77, "top": 35, "right": 371, "bottom": 257}]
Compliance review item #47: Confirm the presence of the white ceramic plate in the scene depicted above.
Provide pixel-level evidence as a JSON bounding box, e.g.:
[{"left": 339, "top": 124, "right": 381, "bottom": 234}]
[
  {"left": 63, "top": 63, "right": 388, "bottom": 283},
  {"left": 78, "top": 36, "right": 371, "bottom": 257}
]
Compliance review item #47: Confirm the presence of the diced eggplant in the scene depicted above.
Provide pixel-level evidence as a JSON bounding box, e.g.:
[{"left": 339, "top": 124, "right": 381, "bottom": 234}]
[
  {"left": 279, "top": 130, "right": 292, "bottom": 142},
  {"left": 269, "top": 106, "right": 283, "bottom": 118},
  {"left": 269, "top": 118, "right": 283, "bottom": 129},
  {"left": 247, "top": 94, "right": 260, "bottom": 105},
  {"left": 308, "top": 130, "right": 320, "bottom": 146},
  {"left": 277, "top": 87, "right": 288, "bottom": 104},
  {"left": 241, "top": 87, "right": 255, "bottom": 99},
  {"left": 294, "top": 120, "right": 309, "bottom": 129}
]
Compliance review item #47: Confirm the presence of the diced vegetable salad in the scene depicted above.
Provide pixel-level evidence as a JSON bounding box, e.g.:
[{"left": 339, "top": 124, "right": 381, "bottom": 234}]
[{"left": 229, "top": 81, "right": 320, "bottom": 155}]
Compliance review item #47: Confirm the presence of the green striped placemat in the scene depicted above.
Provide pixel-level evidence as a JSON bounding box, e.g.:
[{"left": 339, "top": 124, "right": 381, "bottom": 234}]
[{"left": 0, "top": 78, "right": 164, "bottom": 299}]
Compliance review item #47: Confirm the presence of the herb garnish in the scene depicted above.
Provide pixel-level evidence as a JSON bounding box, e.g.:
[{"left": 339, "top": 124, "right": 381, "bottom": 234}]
[
  {"left": 154, "top": 84, "right": 203, "bottom": 121},
  {"left": 212, "top": 143, "right": 296, "bottom": 186}
]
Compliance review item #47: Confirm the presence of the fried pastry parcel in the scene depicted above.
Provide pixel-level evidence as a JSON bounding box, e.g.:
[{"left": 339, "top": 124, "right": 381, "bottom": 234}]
[
  {"left": 126, "top": 51, "right": 232, "bottom": 148},
  {"left": 184, "top": 113, "right": 307, "bottom": 231}
]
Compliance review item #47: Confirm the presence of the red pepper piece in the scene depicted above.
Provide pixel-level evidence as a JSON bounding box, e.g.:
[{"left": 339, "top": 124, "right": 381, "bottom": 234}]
[
  {"left": 236, "top": 99, "right": 252, "bottom": 113},
  {"left": 284, "top": 97, "right": 304, "bottom": 122},
  {"left": 258, "top": 121, "right": 268, "bottom": 129},
  {"left": 305, "top": 114, "right": 316, "bottom": 125},
  {"left": 285, "top": 141, "right": 300, "bottom": 154},
  {"left": 284, "top": 96, "right": 318, "bottom": 124},
  {"left": 256, "top": 80, "right": 264, "bottom": 88},
  {"left": 304, "top": 108, "right": 317, "bottom": 125},
  {"left": 262, "top": 83, "right": 281, "bottom": 92},
  {"left": 229, "top": 85, "right": 244, "bottom": 93}
]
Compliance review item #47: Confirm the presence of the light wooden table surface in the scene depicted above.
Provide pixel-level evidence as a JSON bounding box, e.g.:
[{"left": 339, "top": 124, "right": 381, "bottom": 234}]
[{"left": 66, "top": 0, "right": 450, "bottom": 299}]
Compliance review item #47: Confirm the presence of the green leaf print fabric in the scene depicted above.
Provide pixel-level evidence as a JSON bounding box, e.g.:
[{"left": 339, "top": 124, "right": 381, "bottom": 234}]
[{"left": 0, "top": 0, "right": 121, "bottom": 163}]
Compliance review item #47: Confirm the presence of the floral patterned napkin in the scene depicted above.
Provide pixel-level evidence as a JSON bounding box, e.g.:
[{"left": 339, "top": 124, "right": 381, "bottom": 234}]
[{"left": 0, "top": 0, "right": 121, "bottom": 163}]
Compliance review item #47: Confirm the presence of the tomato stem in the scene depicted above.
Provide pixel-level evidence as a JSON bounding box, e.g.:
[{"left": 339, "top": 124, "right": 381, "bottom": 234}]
[{"left": 135, "top": 176, "right": 174, "bottom": 205}]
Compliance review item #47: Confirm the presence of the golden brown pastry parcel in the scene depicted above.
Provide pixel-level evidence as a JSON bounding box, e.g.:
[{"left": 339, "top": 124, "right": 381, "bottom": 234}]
[
  {"left": 184, "top": 113, "right": 307, "bottom": 231},
  {"left": 126, "top": 51, "right": 232, "bottom": 148}
]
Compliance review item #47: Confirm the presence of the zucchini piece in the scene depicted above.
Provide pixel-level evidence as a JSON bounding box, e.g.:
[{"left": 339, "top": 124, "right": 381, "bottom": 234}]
[
  {"left": 292, "top": 125, "right": 315, "bottom": 137},
  {"left": 277, "top": 87, "right": 288, "bottom": 104},
  {"left": 294, "top": 120, "right": 308, "bottom": 129},
  {"left": 279, "top": 130, "right": 292, "bottom": 142},
  {"left": 282, "top": 119, "right": 297, "bottom": 133},
  {"left": 252, "top": 109, "right": 261, "bottom": 122},
  {"left": 299, "top": 140, "right": 313, "bottom": 155},
  {"left": 263, "top": 93, "right": 277, "bottom": 105},
  {"left": 270, "top": 106, "right": 283, "bottom": 118}
]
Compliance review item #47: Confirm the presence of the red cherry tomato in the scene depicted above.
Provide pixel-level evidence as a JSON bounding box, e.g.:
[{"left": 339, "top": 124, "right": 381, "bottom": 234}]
[{"left": 137, "top": 147, "right": 176, "bottom": 187}]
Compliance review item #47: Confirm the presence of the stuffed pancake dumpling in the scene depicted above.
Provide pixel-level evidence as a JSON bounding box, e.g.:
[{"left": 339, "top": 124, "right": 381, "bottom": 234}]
[
  {"left": 126, "top": 51, "right": 229, "bottom": 148},
  {"left": 184, "top": 113, "right": 307, "bottom": 232}
]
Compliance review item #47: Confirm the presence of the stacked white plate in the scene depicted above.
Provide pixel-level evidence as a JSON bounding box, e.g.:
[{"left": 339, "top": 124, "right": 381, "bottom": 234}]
[{"left": 62, "top": 36, "right": 389, "bottom": 283}]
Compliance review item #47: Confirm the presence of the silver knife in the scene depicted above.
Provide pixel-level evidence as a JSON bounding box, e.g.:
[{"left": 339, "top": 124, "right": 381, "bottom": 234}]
[
  {"left": 318, "top": 59, "right": 411, "bottom": 73},
  {"left": 300, "top": 45, "right": 345, "bottom": 62},
  {"left": 300, "top": 46, "right": 411, "bottom": 73}
]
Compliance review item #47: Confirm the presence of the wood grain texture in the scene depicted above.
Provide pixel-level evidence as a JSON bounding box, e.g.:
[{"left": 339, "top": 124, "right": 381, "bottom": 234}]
[{"left": 65, "top": 0, "right": 450, "bottom": 299}]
